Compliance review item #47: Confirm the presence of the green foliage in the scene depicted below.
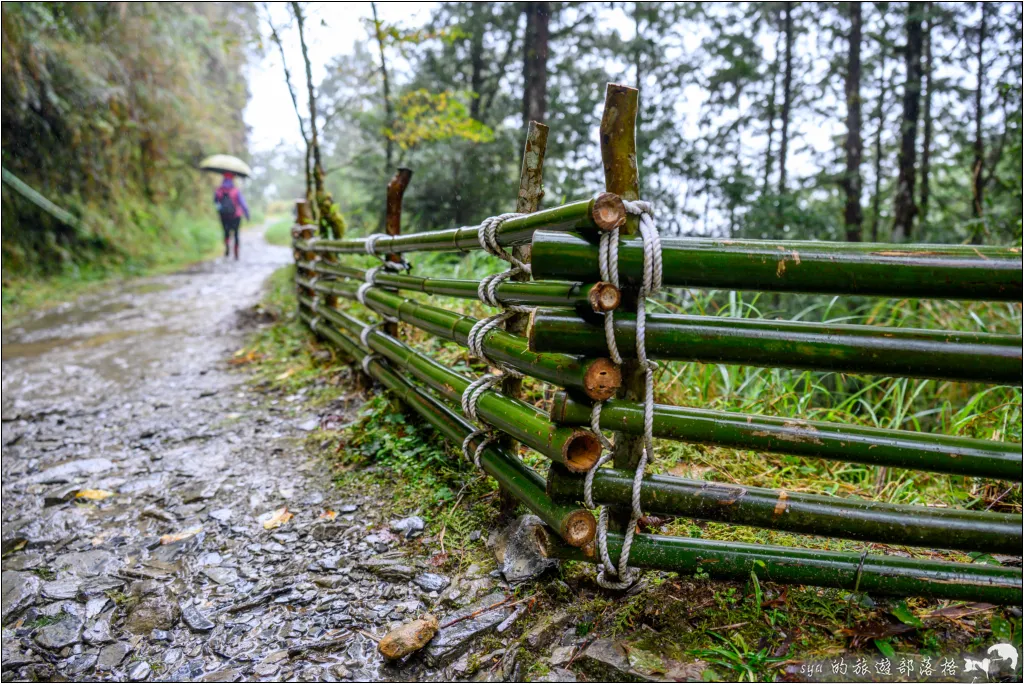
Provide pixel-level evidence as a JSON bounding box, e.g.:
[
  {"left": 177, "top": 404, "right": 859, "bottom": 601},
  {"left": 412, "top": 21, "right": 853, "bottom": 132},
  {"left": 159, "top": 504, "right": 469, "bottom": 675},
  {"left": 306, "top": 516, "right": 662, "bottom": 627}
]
[
  {"left": 390, "top": 89, "right": 495, "bottom": 150},
  {"left": 263, "top": 215, "right": 294, "bottom": 246},
  {"left": 1, "top": 2, "right": 254, "bottom": 276}
]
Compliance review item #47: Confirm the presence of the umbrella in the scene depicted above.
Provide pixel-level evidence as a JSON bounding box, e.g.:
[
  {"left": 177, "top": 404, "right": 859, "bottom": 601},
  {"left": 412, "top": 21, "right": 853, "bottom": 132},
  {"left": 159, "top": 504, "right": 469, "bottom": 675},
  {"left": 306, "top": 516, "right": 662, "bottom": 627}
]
[{"left": 199, "top": 154, "right": 252, "bottom": 178}]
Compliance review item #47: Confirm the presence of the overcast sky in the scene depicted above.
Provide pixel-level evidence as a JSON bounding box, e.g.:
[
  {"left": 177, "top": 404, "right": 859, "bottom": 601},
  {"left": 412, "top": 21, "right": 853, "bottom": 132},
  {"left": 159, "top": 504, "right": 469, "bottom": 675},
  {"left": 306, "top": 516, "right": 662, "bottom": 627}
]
[{"left": 245, "top": 2, "right": 435, "bottom": 153}]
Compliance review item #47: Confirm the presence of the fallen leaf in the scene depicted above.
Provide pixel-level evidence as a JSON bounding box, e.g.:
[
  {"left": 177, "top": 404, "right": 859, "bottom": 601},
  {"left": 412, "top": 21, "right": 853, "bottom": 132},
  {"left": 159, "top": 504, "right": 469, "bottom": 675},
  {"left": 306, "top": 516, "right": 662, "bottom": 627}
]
[
  {"left": 160, "top": 525, "right": 203, "bottom": 545},
  {"left": 923, "top": 602, "right": 995, "bottom": 620},
  {"left": 275, "top": 368, "right": 296, "bottom": 380},
  {"left": 319, "top": 510, "right": 338, "bottom": 521},
  {"left": 75, "top": 489, "right": 114, "bottom": 501},
  {"left": 260, "top": 507, "right": 294, "bottom": 530}
]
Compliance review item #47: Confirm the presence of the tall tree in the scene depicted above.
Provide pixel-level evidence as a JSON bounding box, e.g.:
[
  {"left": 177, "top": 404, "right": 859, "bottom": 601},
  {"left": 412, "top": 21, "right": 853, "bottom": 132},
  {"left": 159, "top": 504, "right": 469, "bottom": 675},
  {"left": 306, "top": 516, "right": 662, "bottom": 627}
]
[
  {"left": 522, "top": 2, "right": 550, "bottom": 128},
  {"left": 292, "top": 2, "right": 345, "bottom": 238},
  {"left": 763, "top": 26, "right": 782, "bottom": 196},
  {"left": 370, "top": 2, "right": 395, "bottom": 175},
  {"left": 892, "top": 3, "right": 923, "bottom": 241},
  {"left": 971, "top": 1, "right": 989, "bottom": 230},
  {"left": 266, "top": 12, "right": 313, "bottom": 203},
  {"left": 919, "top": 1, "right": 934, "bottom": 228},
  {"left": 843, "top": 2, "right": 864, "bottom": 241},
  {"left": 778, "top": 2, "right": 794, "bottom": 196},
  {"left": 869, "top": 6, "right": 892, "bottom": 242}
]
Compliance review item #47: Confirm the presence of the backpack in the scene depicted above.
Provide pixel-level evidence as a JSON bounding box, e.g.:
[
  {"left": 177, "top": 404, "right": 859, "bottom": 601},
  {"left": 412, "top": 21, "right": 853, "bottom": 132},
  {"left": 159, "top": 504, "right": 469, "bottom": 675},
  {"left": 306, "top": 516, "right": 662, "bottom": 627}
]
[{"left": 216, "top": 188, "right": 237, "bottom": 219}]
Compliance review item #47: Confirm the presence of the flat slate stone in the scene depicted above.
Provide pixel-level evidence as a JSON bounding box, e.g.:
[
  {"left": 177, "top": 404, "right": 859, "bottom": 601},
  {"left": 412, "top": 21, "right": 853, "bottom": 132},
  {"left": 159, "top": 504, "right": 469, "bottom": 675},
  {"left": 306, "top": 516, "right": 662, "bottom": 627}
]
[
  {"left": 425, "top": 592, "right": 511, "bottom": 666},
  {"left": 2, "top": 570, "right": 40, "bottom": 623}
]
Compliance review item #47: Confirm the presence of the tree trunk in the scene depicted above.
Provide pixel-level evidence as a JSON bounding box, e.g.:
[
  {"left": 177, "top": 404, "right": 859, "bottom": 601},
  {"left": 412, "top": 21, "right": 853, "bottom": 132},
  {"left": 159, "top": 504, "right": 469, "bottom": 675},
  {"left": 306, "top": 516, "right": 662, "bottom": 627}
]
[
  {"left": 371, "top": 2, "right": 394, "bottom": 176},
  {"left": 870, "top": 12, "right": 890, "bottom": 243},
  {"left": 971, "top": 2, "right": 988, "bottom": 241},
  {"left": 267, "top": 14, "right": 312, "bottom": 203},
  {"left": 778, "top": 2, "right": 793, "bottom": 197},
  {"left": 522, "top": 2, "right": 550, "bottom": 129},
  {"left": 763, "top": 28, "right": 782, "bottom": 197},
  {"left": 920, "top": 2, "right": 933, "bottom": 228},
  {"left": 892, "top": 4, "right": 923, "bottom": 242},
  {"left": 843, "top": 2, "right": 864, "bottom": 242}
]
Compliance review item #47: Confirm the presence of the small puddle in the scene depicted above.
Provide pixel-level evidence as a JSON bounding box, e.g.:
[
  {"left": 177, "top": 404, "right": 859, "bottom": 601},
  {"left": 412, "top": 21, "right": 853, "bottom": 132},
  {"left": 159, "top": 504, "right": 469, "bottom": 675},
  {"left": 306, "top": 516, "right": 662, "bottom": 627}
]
[{"left": 1, "top": 328, "right": 148, "bottom": 361}]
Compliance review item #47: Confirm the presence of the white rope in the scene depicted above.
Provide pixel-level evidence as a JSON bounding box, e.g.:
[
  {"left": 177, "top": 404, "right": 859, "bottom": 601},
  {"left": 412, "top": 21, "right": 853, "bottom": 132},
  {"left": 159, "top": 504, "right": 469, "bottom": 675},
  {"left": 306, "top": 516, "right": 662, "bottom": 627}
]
[
  {"left": 364, "top": 233, "right": 411, "bottom": 272},
  {"left": 361, "top": 353, "right": 380, "bottom": 376},
  {"left": 456, "top": 211, "right": 532, "bottom": 470},
  {"left": 587, "top": 199, "right": 663, "bottom": 590},
  {"left": 310, "top": 316, "right": 321, "bottom": 333},
  {"left": 461, "top": 429, "right": 498, "bottom": 468}
]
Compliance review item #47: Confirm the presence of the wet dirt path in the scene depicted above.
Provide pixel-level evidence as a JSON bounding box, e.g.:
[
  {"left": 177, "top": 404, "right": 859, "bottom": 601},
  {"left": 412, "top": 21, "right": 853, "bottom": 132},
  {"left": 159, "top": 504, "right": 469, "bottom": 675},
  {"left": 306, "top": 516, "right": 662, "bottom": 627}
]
[{"left": 1, "top": 226, "right": 494, "bottom": 682}]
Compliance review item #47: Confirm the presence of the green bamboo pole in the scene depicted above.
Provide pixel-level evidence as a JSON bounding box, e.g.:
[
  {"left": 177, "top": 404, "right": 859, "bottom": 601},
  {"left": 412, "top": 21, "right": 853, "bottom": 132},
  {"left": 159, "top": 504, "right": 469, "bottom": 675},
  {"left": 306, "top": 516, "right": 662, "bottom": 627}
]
[
  {"left": 296, "top": 277, "right": 621, "bottom": 401},
  {"left": 550, "top": 392, "right": 1022, "bottom": 481},
  {"left": 546, "top": 464, "right": 1022, "bottom": 554},
  {"left": 299, "top": 297, "right": 602, "bottom": 473},
  {"left": 294, "top": 194, "right": 626, "bottom": 256},
  {"left": 297, "top": 260, "right": 620, "bottom": 311},
  {"left": 298, "top": 310, "right": 596, "bottom": 546},
  {"left": 541, "top": 527, "right": 1022, "bottom": 605},
  {"left": 529, "top": 308, "right": 1023, "bottom": 385},
  {"left": 530, "top": 231, "right": 1023, "bottom": 301}
]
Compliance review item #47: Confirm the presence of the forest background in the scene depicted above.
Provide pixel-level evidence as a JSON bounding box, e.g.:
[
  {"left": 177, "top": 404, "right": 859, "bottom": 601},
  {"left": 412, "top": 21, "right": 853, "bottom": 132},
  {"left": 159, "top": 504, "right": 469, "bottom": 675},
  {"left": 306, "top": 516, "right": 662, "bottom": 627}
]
[{"left": 3, "top": 1, "right": 1021, "bottom": 306}]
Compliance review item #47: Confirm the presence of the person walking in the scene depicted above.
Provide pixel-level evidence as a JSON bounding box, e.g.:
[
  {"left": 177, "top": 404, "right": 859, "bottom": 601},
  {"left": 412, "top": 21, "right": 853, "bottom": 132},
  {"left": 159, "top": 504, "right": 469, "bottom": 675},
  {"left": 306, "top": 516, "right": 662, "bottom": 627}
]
[{"left": 214, "top": 172, "right": 250, "bottom": 260}]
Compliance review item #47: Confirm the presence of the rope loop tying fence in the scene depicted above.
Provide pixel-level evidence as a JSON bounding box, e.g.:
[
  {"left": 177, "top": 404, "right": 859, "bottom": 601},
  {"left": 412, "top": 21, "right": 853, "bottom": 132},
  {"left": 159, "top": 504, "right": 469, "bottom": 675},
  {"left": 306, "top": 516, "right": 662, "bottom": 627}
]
[
  {"left": 588, "top": 199, "right": 663, "bottom": 590},
  {"left": 455, "top": 211, "right": 532, "bottom": 469},
  {"left": 364, "top": 233, "right": 412, "bottom": 273}
]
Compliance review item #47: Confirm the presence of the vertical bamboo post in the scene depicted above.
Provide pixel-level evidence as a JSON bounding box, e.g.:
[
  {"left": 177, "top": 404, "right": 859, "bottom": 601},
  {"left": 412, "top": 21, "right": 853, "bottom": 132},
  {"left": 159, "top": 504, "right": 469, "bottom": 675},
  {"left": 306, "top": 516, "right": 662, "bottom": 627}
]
[
  {"left": 497, "top": 121, "right": 549, "bottom": 518},
  {"left": 384, "top": 168, "right": 413, "bottom": 337},
  {"left": 504, "top": 122, "right": 549, "bottom": 398},
  {"left": 600, "top": 84, "right": 645, "bottom": 511},
  {"left": 295, "top": 199, "right": 316, "bottom": 306}
]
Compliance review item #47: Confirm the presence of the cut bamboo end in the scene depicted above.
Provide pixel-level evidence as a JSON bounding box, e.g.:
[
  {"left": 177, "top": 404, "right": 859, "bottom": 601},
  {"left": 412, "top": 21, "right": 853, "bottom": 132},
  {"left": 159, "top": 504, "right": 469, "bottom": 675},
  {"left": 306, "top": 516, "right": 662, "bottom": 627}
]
[
  {"left": 590, "top": 192, "right": 627, "bottom": 232},
  {"left": 561, "top": 510, "right": 598, "bottom": 547},
  {"left": 583, "top": 358, "right": 621, "bottom": 401},
  {"left": 563, "top": 430, "right": 601, "bottom": 473},
  {"left": 589, "top": 282, "right": 621, "bottom": 312}
]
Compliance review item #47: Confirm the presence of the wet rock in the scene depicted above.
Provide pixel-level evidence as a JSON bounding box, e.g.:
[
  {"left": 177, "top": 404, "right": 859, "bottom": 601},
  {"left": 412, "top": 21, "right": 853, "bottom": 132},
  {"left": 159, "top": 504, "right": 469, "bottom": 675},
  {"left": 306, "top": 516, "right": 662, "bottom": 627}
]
[
  {"left": 575, "top": 639, "right": 635, "bottom": 681},
  {"left": 78, "top": 576, "right": 125, "bottom": 598},
  {"left": 8, "top": 506, "right": 87, "bottom": 547},
  {"left": 526, "top": 610, "right": 573, "bottom": 648},
  {"left": 311, "top": 523, "right": 347, "bottom": 541},
  {"left": 413, "top": 572, "right": 450, "bottom": 593},
  {"left": 1, "top": 570, "right": 40, "bottom": 623},
  {"left": 33, "top": 614, "right": 83, "bottom": 650},
  {"left": 97, "top": 642, "right": 132, "bottom": 671},
  {"left": 82, "top": 618, "right": 114, "bottom": 644},
  {"left": 198, "top": 667, "right": 242, "bottom": 682},
  {"left": 378, "top": 614, "right": 439, "bottom": 660},
  {"left": 2, "top": 551, "right": 43, "bottom": 571},
  {"left": 85, "top": 597, "right": 111, "bottom": 619},
  {"left": 53, "top": 549, "right": 119, "bottom": 577},
  {"left": 201, "top": 567, "right": 239, "bottom": 585},
  {"left": 18, "top": 457, "right": 114, "bottom": 485},
  {"left": 389, "top": 515, "right": 425, "bottom": 539},
  {"left": 66, "top": 652, "right": 99, "bottom": 676},
  {"left": 41, "top": 578, "right": 81, "bottom": 600},
  {"left": 536, "top": 667, "right": 578, "bottom": 682},
  {"left": 124, "top": 594, "right": 180, "bottom": 634},
  {"left": 489, "top": 515, "right": 558, "bottom": 586},
  {"left": 208, "top": 508, "right": 234, "bottom": 522},
  {"left": 128, "top": 660, "right": 152, "bottom": 681},
  {"left": 180, "top": 601, "right": 215, "bottom": 632},
  {"left": 425, "top": 592, "right": 512, "bottom": 666},
  {"left": 549, "top": 644, "right": 575, "bottom": 667}
]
